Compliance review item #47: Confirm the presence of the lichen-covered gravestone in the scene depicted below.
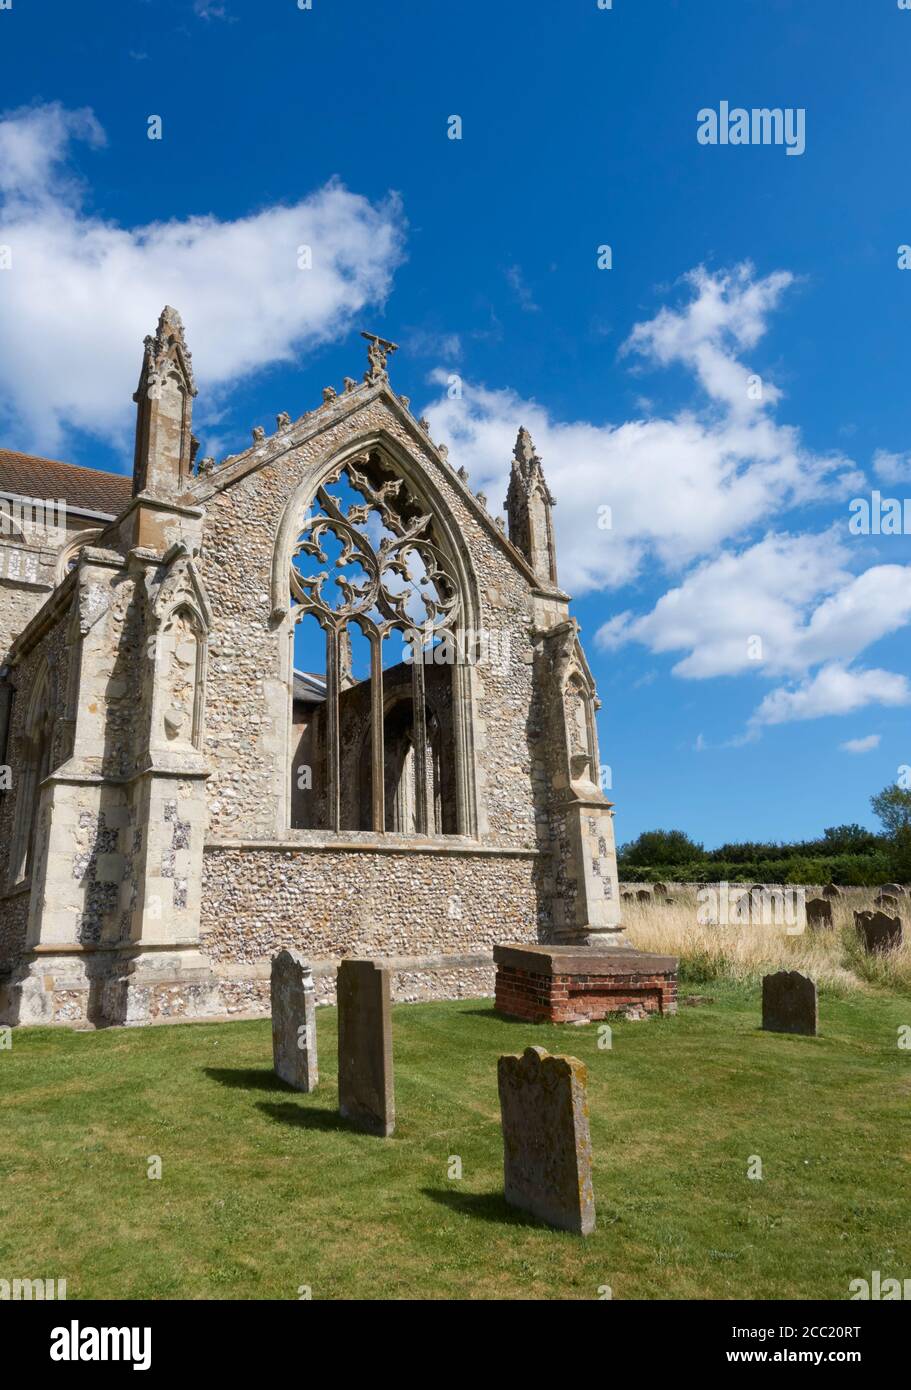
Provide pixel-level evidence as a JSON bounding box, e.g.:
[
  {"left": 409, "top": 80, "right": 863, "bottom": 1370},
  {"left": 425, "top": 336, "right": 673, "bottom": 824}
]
[
  {"left": 854, "top": 910, "right": 903, "bottom": 954},
  {"left": 805, "top": 896, "right": 833, "bottom": 930},
  {"left": 497, "top": 1045, "right": 595, "bottom": 1236},
  {"left": 271, "top": 949, "right": 318, "bottom": 1092},
  {"left": 822, "top": 883, "right": 840, "bottom": 899},
  {"left": 337, "top": 958, "right": 394, "bottom": 1136},
  {"left": 761, "top": 971, "right": 817, "bottom": 1036}
]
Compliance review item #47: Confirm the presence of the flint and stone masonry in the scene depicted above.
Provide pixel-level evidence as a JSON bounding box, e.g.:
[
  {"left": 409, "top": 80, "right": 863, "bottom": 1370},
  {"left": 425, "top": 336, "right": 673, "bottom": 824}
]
[{"left": 0, "top": 308, "right": 637, "bottom": 1028}]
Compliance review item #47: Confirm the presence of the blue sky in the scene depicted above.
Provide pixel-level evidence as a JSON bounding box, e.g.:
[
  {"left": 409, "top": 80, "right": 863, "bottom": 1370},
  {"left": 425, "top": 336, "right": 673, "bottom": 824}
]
[{"left": 1, "top": 0, "right": 909, "bottom": 848}]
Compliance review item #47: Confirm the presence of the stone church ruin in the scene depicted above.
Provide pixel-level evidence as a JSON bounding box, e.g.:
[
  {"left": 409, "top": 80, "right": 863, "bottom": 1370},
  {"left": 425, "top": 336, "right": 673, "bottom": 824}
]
[{"left": 0, "top": 308, "right": 650, "bottom": 1027}]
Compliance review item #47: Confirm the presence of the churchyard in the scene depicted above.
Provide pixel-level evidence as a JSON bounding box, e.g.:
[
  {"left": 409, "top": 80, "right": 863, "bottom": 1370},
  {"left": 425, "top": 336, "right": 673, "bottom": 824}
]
[{"left": 2, "top": 936, "right": 908, "bottom": 1300}]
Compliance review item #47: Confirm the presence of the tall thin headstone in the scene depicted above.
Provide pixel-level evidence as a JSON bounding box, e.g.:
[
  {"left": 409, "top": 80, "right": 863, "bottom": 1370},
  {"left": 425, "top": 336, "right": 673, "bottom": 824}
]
[
  {"left": 337, "top": 958, "right": 394, "bottom": 1136},
  {"left": 497, "top": 1045, "right": 595, "bottom": 1236},
  {"left": 762, "top": 970, "right": 817, "bottom": 1036},
  {"left": 271, "top": 949, "right": 318, "bottom": 1092}
]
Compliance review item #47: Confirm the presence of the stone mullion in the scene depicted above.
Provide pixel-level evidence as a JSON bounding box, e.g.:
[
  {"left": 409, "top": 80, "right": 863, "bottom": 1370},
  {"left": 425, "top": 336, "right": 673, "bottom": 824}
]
[
  {"left": 412, "top": 642, "right": 428, "bottom": 835},
  {"left": 370, "top": 631, "right": 385, "bottom": 832},
  {"left": 325, "top": 622, "right": 341, "bottom": 832}
]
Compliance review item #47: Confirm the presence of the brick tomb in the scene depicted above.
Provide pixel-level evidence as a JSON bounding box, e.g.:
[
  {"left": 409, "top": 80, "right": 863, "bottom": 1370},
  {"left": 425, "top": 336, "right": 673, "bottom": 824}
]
[{"left": 494, "top": 943, "right": 678, "bottom": 1023}]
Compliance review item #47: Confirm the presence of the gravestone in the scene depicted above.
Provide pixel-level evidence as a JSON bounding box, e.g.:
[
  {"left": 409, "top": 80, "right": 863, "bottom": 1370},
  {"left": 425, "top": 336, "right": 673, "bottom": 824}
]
[
  {"left": 822, "top": 883, "right": 840, "bottom": 899},
  {"left": 762, "top": 970, "right": 817, "bottom": 1036},
  {"left": 271, "top": 949, "right": 317, "bottom": 1092},
  {"left": 875, "top": 893, "right": 900, "bottom": 910},
  {"left": 879, "top": 883, "right": 904, "bottom": 897},
  {"left": 805, "top": 896, "right": 833, "bottom": 930},
  {"left": 653, "top": 881, "right": 668, "bottom": 898},
  {"left": 497, "top": 1045, "right": 595, "bottom": 1236},
  {"left": 855, "top": 910, "right": 903, "bottom": 954},
  {"left": 337, "top": 958, "right": 394, "bottom": 1136},
  {"left": 636, "top": 889, "right": 651, "bottom": 903}
]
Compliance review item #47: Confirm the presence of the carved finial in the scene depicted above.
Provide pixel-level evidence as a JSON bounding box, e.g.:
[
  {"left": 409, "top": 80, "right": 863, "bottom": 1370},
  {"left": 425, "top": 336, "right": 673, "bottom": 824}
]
[
  {"left": 438, "top": 443, "right": 449, "bottom": 462},
  {"left": 418, "top": 417, "right": 430, "bottom": 432},
  {"left": 134, "top": 304, "right": 197, "bottom": 407},
  {"left": 198, "top": 456, "right": 215, "bottom": 476},
  {"left": 495, "top": 516, "right": 505, "bottom": 532},
  {"left": 252, "top": 425, "right": 265, "bottom": 443},
  {"left": 322, "top": 386, "right": 338, "bottom": 404},
  {"left": 276, "top": 411, "right": 291, "bottom": 430},
  {"left": 457, "top": 466, "right": 468, "bottom": 481},
  {"left": 514, "top": 425, "right": 538, "bottom": 468},
  {"left": 343, "top": 377, "right": 357, "bottom": 393},
  {"left": 399, "top": 394, "right": 411, "bottom": 409},
  {"left": 506, "top": 424, "right": 558, "bottom": 585},
  {"left": 361, "top": 330, "right": 399, "bottom": 384},
  {"left": 476, "top": 491, "right": 488, "bottom": 510}
]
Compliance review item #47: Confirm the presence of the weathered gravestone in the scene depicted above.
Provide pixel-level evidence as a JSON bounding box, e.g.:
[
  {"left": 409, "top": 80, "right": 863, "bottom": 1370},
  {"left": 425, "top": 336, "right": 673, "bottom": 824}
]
[
  {"left": 337, "top": 958, "right": 394, "bottom": 1136},
  {"left": 497, "top": 1045, "right": 595, "bottom": 1236},
  {"left": 822, "top": 883, "right": 840, "bottom": 899},
  {"left": 653, "top": 881, "right": 668, "bottom": 898},
  {"left": 762, "top": 971, "right": 817, "bottom": 1036},
  {"left": 855, "top": 910, "right": 903, "bottom": 954},
  {"left": 271, "top": 949, "right": 317, "bottom": 1092},
  {"left": 806, "top": 896, "right": 833, "bottom": 930},
  {"left": 636, "top": 889, "right": 651, "bottom": 903},
  {"left": 875, "top": 893, "right": 900, "bottom": 910},
  {"left": 879, "top": 883, "right": 904, "bottom": 897}
]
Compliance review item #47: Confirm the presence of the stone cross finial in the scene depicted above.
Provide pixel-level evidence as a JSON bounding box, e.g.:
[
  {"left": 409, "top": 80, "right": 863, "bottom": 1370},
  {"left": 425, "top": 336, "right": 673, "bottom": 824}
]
[{"left": 361, "top": 330, "right": 399, "bottom": 384}]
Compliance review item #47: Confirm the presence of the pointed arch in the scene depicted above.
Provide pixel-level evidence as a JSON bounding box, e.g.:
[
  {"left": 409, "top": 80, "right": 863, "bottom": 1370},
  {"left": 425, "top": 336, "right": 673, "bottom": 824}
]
[{"left": 273, "top": 431, "right": 481, "bottom": 837}]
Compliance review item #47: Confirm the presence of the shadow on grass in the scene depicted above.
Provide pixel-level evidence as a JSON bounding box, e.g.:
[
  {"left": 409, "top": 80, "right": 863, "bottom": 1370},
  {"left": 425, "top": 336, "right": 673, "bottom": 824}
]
[
  {"left": 205, "top": 1067, "right": 293, "bottom": 1093},
  {"left": 458, "top": 1009, "right": 535, "bottom": 1025},
  {"left": 422, "top": 1186, "right": 537, "bottom": 1228},
  {"left": 257, "top": 1100, "right": 350, "bottom": 1133}
]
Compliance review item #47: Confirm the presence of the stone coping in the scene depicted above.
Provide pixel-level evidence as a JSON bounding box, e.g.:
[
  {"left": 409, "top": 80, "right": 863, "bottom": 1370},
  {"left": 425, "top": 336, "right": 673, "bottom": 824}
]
[
  {"left": 493, "top": 943, "right": 679, "bottom": 975},
  {"left": 217, "top": 951, "right": 495, "bottom": 980},
  {"left": 204, "top": 837, "right": 539, "bottom": 858}
]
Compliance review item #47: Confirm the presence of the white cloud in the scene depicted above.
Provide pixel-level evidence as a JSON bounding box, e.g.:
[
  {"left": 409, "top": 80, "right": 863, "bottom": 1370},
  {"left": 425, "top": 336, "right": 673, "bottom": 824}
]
[
  {"left": 0, "top": 102, "right": 406, "bottom": 454},
  {"left": 621, "top": 262, "right": 794, "bottom": 415},
  {"left": 423, "top": 263, "right": 863, "bottom": 595},
  {"left": 751, "top": 665, "right": 911, "bottom": 726},
  {"left": 597, "top": 536, "right": 911, "bottom": 679},
  {"left": 873, "top": 449, "right": 911, "bottom": 483},
  {"left": 839, "top": 734, "right": 881, "bottom": 754}
]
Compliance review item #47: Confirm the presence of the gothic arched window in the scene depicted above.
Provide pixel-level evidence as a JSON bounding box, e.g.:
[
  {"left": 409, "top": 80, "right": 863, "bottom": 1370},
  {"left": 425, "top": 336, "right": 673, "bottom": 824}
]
[{"left": 289, "top": 450, "right": 462, "bottom": 835}]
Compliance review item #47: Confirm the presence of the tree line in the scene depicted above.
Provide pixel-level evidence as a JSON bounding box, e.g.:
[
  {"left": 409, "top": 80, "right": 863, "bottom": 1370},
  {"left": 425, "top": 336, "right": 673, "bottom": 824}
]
[{"left": 617, "top": 783, "right": 911, "bottom": 886}]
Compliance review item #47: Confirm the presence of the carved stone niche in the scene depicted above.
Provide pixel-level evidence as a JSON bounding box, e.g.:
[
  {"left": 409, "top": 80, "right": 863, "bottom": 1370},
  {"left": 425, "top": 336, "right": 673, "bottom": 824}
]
[
  {"left": 564, "top": 674, "right": 595, "bottom": 787},
  {"left": 161, "top": 607, "right": 204, "bottom": 748}
]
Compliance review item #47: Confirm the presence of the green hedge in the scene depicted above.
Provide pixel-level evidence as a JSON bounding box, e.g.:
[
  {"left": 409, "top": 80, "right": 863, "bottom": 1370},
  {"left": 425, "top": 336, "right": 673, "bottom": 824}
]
[{"left": 617, "top": 853, "right": 895, "bottom": 887}]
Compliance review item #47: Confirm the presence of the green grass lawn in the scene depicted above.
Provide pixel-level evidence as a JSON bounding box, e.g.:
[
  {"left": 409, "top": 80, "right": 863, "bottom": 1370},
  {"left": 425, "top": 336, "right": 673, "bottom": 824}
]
[{"left": 2, "top": 984, "right": 909, "bottom": 1300}]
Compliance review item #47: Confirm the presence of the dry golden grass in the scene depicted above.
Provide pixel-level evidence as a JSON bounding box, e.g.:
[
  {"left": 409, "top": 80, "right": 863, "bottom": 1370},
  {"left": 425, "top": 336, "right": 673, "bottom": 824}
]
[{"left": 622, "top": 885, "right": 911, "bottom": 996}]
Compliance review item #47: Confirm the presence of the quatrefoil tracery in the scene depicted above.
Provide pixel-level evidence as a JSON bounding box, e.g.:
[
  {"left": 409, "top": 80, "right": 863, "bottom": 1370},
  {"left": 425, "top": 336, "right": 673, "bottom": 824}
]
[{"left": 290, "top": 457, "right": 461, "bottom": 640}]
